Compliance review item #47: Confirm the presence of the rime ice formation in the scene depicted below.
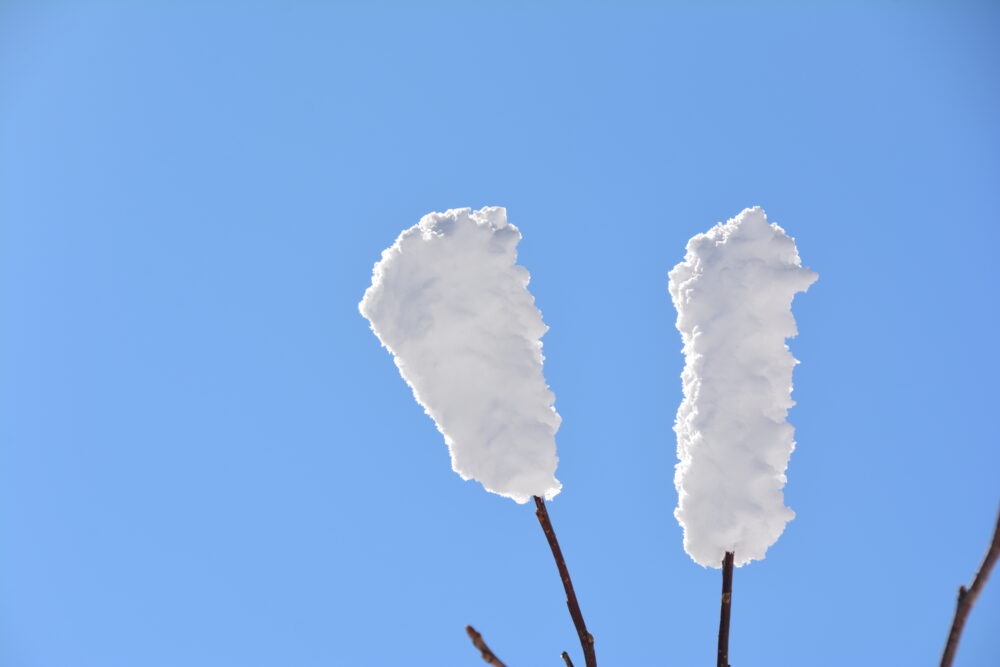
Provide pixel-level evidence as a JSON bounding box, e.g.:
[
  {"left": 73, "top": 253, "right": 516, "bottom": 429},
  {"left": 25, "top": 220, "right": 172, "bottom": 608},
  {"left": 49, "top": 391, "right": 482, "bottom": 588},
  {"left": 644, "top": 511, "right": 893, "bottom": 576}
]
[
  {"left": 668, "top": 207, "right": 817, "bottom": 567},
  {"left": 359, "top": 207, "right": 561, "bottom": 503}
]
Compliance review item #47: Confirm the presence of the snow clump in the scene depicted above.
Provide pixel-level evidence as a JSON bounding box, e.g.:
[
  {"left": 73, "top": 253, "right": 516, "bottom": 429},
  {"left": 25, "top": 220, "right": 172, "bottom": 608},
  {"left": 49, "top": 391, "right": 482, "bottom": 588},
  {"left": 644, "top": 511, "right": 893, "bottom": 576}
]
[
  {"left": 669, "top": 207, "right": 817, "bottom": 567},
  {"left": 360, "top": 207, "right": 561, "bottom": 503}
]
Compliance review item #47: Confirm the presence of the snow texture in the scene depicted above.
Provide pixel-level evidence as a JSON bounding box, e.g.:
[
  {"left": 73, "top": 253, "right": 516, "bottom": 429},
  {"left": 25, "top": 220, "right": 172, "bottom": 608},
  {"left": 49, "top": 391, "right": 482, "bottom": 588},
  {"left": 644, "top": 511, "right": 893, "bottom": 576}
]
[
  {"left": 359, "top": 207, "right": 561, "bottom": 503},
  {"left": 668, "top": 207, "right": 817, "bottom": 567}
]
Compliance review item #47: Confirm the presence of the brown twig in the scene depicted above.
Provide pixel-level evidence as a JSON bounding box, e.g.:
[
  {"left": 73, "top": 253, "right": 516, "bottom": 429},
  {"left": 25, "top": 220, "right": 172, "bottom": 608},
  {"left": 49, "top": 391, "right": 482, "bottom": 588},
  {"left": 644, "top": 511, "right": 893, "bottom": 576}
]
[
  {"left": 561, "top": 650, "right": 575, "bottom": 667},
  {"left": 466, "top": 625, "right": 508, "bottom": 667},
  {"left": 939, "top": 506, "right": 1000, "bottom": 667},
  {"left": 717, "top": 551, "right": 734, "bottom": 667},
  {"left": 533, "top": 496, "right": 597, "bottom": 667}
]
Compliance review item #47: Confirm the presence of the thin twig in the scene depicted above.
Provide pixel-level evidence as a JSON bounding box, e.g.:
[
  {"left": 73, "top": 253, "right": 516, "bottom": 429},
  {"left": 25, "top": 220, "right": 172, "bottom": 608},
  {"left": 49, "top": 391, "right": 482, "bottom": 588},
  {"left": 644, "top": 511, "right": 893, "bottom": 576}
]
[
  {"left": 717, "top": 551, "right": 734, "bottom": 667},
  {"left": 561, "top": 650, "right": 575, "bottom": 667},
  {"left": 466, "top": 625, "right": 508, "bottom": 667},
  {"left": 940, "top": 506, "right": 1000, "bottom": 667},
  {"left": 533, "top": 496, "right": 597, "bottom": 667}
]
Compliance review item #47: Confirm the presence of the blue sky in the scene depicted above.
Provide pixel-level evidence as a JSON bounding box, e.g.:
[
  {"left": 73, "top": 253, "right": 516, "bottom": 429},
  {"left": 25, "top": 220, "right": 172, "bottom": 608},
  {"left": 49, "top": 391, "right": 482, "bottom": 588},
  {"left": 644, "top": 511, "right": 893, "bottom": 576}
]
[{"left": 2, "top": 2, "right": 998, "bottom": 666}]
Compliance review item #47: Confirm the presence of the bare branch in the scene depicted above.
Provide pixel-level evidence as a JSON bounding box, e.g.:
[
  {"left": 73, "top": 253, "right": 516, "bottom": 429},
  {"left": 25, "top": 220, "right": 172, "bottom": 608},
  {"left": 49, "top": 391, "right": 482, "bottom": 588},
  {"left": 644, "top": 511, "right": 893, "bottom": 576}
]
[
  {"left": 561, "top": 650, "right": 575, "bottom": 667},
  {"left": 717, "top": 551, "right": 734, "bottom": 667},
  {"left": 466, "top": 625, "right": 508, "bottom": 667},
  {"left": 940, "top": 506, "right": 1000, "bottom": 667},
  {"left": 533, "top": 496, "right": 597, "bottom": 667}
]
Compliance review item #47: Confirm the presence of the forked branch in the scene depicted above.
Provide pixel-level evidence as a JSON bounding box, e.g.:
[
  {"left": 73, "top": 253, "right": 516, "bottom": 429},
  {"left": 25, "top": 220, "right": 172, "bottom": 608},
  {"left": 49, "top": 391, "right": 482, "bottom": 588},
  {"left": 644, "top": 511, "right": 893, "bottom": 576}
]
[
  {"left": 939, "top": 506, "right": 1000, "bottom": 667},
  {"left": 534, "top": 496, "right": 597, "bottom": 667}
]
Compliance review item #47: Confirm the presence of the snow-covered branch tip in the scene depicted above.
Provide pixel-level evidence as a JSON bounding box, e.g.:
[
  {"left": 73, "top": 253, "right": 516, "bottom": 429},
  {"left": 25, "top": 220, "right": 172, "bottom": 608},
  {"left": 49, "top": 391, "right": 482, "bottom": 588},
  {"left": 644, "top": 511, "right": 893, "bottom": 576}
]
[
  {"left": 359, "top": 207, "right": 561, "bottom": 503},
  {"left": 669, "top": 207, "right": 817, "bottom": 568}
]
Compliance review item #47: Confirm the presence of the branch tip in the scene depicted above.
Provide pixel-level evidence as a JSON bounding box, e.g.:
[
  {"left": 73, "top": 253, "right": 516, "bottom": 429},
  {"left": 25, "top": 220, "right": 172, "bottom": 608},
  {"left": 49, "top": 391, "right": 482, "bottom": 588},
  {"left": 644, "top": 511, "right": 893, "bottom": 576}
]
[
  {"left": 466, "top": 624, "right": 508, "bottom": 667},
  {"left": 939, "top": 506, "right": 1000, "bottom": 667}
]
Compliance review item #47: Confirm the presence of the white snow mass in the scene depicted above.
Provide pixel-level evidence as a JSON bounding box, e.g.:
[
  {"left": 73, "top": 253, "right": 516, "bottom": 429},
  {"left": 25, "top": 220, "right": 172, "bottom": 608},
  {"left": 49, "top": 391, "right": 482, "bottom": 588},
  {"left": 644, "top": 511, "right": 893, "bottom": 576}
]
[
  {"left": 668, "top": 207, "right": 817, "bottom": 567},
  {"left": 359, "top": 207, "right": 561, "bottom": 503}
]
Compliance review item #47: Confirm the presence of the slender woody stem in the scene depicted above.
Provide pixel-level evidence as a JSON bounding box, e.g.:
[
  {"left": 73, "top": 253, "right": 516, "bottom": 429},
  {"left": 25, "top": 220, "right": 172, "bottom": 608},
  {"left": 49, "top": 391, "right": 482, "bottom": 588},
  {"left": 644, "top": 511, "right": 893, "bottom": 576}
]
[
  {"left": 466, "top": 625, "right": 508, "bottom": 667},
  {"left": 561, "top": 650, "right": 575, "bottom": 667},
  {"left": 939, "top": 506, "right": 1000, "bottom": 667},
  {"left": 533, "top": 496, "right": 597, "bottom": 667},
  {"left": 717, "top": 551, "right": 734, "bottom": 667}
]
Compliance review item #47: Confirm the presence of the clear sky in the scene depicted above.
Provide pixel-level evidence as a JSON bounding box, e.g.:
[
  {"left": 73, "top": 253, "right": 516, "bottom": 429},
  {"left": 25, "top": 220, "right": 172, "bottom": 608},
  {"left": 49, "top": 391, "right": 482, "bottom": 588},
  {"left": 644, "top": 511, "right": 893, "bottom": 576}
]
[{"left": 2, "top": 2, "right": 998, "bottom": 666}]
